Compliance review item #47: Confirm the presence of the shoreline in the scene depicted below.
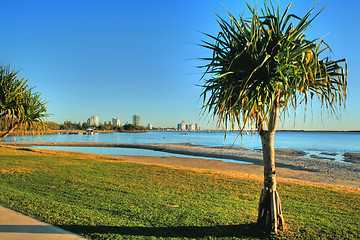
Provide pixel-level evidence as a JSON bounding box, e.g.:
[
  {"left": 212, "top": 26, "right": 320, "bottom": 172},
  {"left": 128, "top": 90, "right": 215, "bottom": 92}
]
[
  {"left": 2, "top": 140, "right": 359, "bottom": 163},
  {"left": 3, "top": 131, "right": 359, "bottom": 163},
  {"left": 1, "top": 141, "right": 359, "bottom": 190}
]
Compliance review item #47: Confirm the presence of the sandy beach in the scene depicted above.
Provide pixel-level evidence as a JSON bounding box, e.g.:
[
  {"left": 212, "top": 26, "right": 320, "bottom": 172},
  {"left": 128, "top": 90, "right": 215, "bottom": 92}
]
[{"left": 2, "top": 141, "right": 359, "bottom": 190}]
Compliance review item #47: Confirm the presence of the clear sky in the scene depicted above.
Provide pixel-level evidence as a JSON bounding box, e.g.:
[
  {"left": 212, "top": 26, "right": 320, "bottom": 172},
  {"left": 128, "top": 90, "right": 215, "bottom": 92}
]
[{"left": 0, "top": 0, "right": 359, "bottom": 130}]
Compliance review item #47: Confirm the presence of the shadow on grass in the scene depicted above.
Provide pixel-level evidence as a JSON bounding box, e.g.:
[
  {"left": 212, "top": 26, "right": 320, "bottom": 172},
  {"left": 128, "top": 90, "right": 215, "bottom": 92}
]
[{"left": 58, "top": 223, "right": 270, "bottom": 239}]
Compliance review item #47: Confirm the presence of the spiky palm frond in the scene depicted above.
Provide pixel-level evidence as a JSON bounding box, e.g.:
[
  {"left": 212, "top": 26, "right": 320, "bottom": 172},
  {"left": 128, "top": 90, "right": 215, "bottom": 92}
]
[
  {"left": 0, "top": 66, "right": 28, "bottom": 120},
  {"left": 199, "top": 1, "right": 347, "bottom": 132},
  {"left": 0, "top": 65, "right": 48, "bottom": 139},
  {"left": 16, "top": 88, "right": 48, "bottom": 133}
]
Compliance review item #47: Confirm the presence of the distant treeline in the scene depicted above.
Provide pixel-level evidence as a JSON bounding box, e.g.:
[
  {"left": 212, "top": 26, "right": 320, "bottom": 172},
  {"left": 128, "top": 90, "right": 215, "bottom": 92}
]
[{"left": 3, "top": 120, "right": 147, "bottom": 132}]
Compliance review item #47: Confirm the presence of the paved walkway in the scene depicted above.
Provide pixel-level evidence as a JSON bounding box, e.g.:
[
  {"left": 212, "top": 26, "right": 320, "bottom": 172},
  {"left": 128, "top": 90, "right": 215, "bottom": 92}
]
[{"left": 0, "top": 205, "right": 86, "bottom": 240}]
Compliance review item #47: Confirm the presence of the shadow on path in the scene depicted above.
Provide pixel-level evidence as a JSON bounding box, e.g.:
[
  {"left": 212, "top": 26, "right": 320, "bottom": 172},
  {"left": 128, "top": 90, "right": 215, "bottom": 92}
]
[{"left": 58, "top": 223, "right": 270, "bottom": 239}]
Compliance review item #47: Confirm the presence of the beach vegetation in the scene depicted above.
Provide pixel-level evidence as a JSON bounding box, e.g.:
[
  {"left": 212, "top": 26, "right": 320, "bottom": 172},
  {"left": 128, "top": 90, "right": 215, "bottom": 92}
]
[
  {"left": 0, "top": 146, "right": 358, "bottom": 239},
  {"left": 44, "top": 121, "right": 61, "bottom": 130},
  {"left": 0, "top": 65, "right": 48, "bottom": 140},
  {"left": 198, "top": 0, "right": 347, "bottom": 233},
  {"left": 122, "top": 123, "right": 147, "bottom": 132},
  {"left": 81, "top": 121, "right": 90, "bottom": 130},
  {"left": 60, "top": 120, "right": 82, "bottom": 130},
  {"left": 98, "top": 121, "right": 114, "bottom": 131}
]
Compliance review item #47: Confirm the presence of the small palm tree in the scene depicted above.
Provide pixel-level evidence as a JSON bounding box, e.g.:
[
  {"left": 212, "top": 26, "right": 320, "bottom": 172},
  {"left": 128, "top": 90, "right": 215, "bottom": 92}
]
[
  {"left": 0, "top": 65, "right": 48, "bottom": 140},
  {"left": 199, "top": 1, "right": 347, "bottom": 233}
]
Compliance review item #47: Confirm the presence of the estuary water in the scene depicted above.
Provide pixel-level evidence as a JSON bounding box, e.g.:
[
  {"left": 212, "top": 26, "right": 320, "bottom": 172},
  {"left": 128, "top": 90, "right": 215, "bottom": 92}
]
[{"left": 4, "top": 131, "right": 360, "bottom": 163}]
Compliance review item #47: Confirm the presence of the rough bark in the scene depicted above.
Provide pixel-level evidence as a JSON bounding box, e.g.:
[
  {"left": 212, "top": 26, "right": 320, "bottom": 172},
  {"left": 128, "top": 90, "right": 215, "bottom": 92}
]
[{"left": 257, "top": 105, "right": 285, "bottom": 233}]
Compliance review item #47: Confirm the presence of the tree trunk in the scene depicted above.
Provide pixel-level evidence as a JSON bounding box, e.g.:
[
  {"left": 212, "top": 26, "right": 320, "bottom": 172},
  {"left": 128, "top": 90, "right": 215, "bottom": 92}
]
[
  {"left": 0, "top": 123, "right": 19, "bottom": 141},
  {"left": 257, "top": 106, "right": 285, "bottom": 233}
]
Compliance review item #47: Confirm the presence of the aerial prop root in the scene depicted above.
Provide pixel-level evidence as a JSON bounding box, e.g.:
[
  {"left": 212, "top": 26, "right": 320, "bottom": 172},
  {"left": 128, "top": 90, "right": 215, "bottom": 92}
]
[{"left": 257, "top": 187, "right": 285, "bottom": 233}]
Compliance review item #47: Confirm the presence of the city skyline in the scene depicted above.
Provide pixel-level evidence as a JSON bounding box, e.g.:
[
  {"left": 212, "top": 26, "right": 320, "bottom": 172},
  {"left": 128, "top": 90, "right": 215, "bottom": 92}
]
[
  {"left": 0, "top": 0, "right": 359, "bottom": 130},
  {"left": 67, "top": 114, "right": 203, "bottom": 130}
]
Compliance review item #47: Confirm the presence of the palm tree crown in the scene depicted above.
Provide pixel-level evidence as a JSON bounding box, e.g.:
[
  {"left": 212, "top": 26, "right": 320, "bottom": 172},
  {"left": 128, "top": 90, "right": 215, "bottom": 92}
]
[
  {"left": 200, "top": 1, "right": 347, "bottom": 132},
  {"left": 0, "top": 65, "right": 48, "bottom": 140}
]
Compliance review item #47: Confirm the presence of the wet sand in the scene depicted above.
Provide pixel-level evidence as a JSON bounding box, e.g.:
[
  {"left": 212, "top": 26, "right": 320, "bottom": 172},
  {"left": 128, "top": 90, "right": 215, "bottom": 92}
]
[{"left": 2, "top": 142, "right": 359, "bottom": 190}]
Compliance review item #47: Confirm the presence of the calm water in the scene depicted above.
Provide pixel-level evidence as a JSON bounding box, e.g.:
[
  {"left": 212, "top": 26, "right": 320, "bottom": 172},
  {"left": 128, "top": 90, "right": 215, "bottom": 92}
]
[
  {"left": 30, "top": 146, "right": 253, "bottom": 165},
  {"left": 4, "top": 131, "right": 360, "bottom": 163}
]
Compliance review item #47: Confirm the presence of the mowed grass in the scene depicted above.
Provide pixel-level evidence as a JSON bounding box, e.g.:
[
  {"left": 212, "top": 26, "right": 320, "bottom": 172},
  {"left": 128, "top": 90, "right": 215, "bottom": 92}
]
[{"left": 0, "top": 145, "right": 359, "bottom": 239}]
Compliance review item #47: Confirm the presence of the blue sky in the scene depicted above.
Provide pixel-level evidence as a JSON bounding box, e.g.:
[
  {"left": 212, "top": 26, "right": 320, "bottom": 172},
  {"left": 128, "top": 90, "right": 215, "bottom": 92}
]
[{"left": 0, "top": 0, "right": 359, "bottom": 130}]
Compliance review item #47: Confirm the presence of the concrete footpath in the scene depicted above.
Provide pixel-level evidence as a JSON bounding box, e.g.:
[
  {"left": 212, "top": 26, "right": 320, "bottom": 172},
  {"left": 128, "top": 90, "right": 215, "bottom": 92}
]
[{"left": 0, "top": 205, "right": 87, "bottom": 240}]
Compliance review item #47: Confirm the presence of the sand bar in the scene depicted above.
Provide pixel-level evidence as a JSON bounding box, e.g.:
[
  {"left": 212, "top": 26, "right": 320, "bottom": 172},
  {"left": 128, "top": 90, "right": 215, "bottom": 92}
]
[{"left": 1, "top": 142, "right": 359, "bottom": 190}]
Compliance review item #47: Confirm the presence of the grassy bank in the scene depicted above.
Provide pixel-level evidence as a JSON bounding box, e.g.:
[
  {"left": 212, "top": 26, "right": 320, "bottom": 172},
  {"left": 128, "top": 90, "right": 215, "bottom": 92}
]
[{"left": 0, "top": 145, "right": 359, "bottom": 239}]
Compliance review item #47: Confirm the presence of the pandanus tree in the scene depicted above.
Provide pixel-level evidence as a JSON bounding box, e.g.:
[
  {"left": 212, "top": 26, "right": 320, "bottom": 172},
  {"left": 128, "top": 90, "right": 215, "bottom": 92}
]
[
  {"left": 199, "top": 1, "right": 347, "bottom": 233},
  {"left": 0, "top": 65, "right": 48, "bottom": 141}
]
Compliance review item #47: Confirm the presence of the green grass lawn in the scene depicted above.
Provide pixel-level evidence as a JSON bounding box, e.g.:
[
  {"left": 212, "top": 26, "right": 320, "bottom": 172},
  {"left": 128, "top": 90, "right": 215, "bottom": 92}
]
[{"left": 0, "top": 145, "right": 359, "bottom": 239}]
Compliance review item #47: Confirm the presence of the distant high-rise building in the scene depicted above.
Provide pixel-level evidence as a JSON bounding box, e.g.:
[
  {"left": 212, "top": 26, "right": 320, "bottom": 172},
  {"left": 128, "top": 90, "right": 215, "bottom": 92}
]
[
  {"left": 177, "top": 121, "right": 199, "bottom": 131},
  {"left": 177, "top": 121, "right": 187, "bottom": 131},
  {"left": 147, "top": 123, "right": 153, "bottom": 130},
  {"left": 88, "top": 115, "right": 99, "bottom": 126},
  {"left": 188, "top": 124, "right": 196, "bottom": 131},
  {"left": 133, "top": 114, "right": 140, "bottom": 126},
  {"left": 112, "top": 118, "right": 120, "bottom": 127}
]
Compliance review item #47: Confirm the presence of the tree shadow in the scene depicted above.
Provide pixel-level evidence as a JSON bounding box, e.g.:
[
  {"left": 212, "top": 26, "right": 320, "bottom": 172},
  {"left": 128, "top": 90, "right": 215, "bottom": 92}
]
[{"left": 58, "top": 223, "right": 271, "bottom": 239}]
